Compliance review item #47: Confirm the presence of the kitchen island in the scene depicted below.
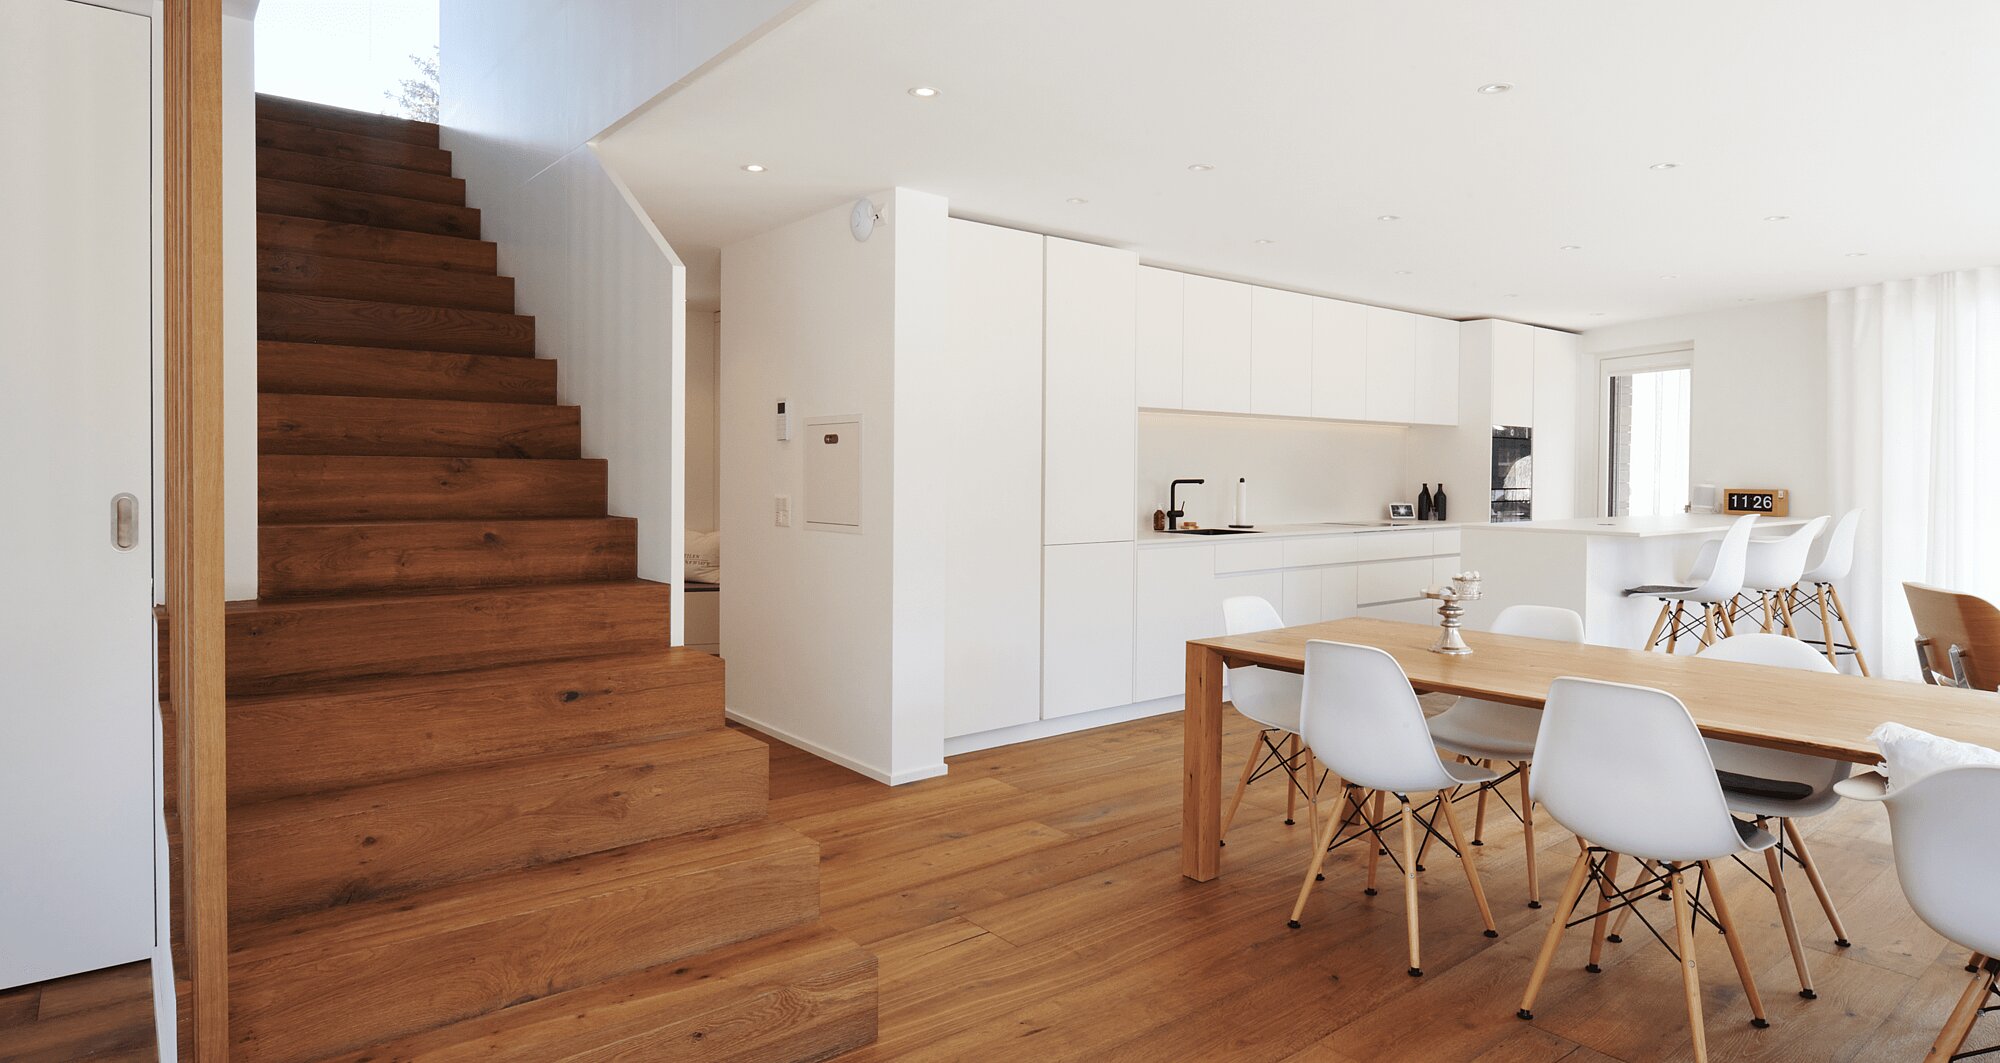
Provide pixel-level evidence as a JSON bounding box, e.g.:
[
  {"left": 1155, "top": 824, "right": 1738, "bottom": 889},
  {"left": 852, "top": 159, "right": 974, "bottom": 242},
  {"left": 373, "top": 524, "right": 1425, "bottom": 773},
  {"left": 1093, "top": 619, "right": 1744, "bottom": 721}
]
[{"left": 1458, "top": 513, "right": 1811, "bottom": 648}]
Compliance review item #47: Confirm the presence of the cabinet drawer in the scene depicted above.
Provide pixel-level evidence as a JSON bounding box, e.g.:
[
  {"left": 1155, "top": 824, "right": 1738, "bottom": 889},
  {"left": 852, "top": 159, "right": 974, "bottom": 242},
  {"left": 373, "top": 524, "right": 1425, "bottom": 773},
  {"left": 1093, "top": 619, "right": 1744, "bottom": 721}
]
[
  {"left": 1432, "top": 528, "right": 1461, "bottom": 555},
  {"left": 1214, "top": 539, "right": 1283, "bottom": 575},
  {"left": 1281, "top": 535, "right": 1355, "bottom": 568},
  {"left": 1352, "top": 530, "right": 1435, "bottom": 562},
  {"left": 1356, "top": 557, "right": 1433, "bottom": 605}
]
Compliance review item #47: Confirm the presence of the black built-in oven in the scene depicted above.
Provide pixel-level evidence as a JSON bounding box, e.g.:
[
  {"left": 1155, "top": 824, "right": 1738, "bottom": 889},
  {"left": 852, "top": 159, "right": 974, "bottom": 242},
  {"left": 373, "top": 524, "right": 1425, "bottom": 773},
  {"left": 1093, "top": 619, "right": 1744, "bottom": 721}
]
[{"left": 1491, "top": 425, "right": 1532, "bottom": 522}]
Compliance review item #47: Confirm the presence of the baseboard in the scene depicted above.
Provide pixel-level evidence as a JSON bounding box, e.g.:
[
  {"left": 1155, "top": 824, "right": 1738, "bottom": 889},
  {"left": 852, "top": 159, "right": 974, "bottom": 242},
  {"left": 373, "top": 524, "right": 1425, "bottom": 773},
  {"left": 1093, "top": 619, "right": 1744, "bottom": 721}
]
[
  {"left": 725, "top": 707, "right": 945, "bottom": 786},
  {"left": 944, "top": 696, "right": 1183, "bottom": 757}
]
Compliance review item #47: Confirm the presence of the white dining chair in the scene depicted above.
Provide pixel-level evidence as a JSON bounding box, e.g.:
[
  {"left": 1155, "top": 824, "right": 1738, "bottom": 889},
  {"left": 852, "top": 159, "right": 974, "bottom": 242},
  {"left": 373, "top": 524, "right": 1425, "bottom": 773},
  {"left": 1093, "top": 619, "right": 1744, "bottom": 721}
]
[
  {"left": 1837, "top": 765, "right": 2000, "bottom": 1061},
  {"left": 1426, "top": 604, "right": 1585, "bottom": 909},
  {"left": 1218, "top": 596, "right": 1315, "bottom": 849},
  {"left": 1632, "top": 514, "right": 1758, "bottom": 652},
  {"left": 1785, "top": 510, "right": 1869, "bottom": 674},
  {"left": 1519, "top": 676, "right": 1774, "bottom": 1063},
  {"left": 1734, "top": 515, "right": 1828, "bottom": 636},
  {"left": 1288, "top": 640, "right": 1499, "bottom": 977}
]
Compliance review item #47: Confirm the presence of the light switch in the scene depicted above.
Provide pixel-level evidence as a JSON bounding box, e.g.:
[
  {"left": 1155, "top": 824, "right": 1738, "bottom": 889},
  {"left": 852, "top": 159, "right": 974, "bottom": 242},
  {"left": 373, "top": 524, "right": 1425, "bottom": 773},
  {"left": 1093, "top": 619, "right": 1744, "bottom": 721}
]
[{"left": 774, "top": 494, "right": 791, "bottom": 527}]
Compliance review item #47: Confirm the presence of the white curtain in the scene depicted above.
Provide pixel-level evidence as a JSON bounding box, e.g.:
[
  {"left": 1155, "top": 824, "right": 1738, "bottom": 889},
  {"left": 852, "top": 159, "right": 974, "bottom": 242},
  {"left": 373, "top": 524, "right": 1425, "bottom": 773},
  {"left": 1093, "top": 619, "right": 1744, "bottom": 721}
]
[{"left": 1828, "top": 267, "right": 2000, "bottom": 679}]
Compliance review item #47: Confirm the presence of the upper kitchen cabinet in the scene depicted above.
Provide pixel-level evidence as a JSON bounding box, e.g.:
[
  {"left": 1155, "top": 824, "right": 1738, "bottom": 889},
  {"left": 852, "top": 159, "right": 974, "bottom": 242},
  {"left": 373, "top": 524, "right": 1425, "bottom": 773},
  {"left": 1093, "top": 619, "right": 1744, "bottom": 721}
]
[
  {"left": 1249, "top": 286, "right": 1312, "bottom": 417},
  {"left": 1310, "top": 297, "right": 1368, "bottom": 420},
  {"left": 1532, "top": 327, "right": 1580, "bottom": 520},
  {"left": 1363, "top": 305, "right": 1416, "bottom": 423},
  {"left": 1044, "top": 236, "right": 1138, "bottom": 546},
  {"left": 1489, "top": 320, "right": 1536, "bottom": 427},
  {"left": 1413, "top": 315, "right": 1461, "bottom": 426},
  {"left": 1181, "top": 274, "right": 1253, "bottom": 413},
  {"left": 1136, "top": 266, "right": 1185, "bottom": 409}
]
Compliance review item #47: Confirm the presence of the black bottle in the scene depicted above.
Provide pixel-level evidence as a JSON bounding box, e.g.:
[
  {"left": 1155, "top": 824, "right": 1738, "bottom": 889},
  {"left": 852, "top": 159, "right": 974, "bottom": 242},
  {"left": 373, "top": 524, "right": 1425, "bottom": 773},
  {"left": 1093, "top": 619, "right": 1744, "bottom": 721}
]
[
  {"left": 1433, "top": 483, "right": 1447, "bottom": 521},
  {"left": 1417, "top": 483, "right": 1433, "bottom": 521}
]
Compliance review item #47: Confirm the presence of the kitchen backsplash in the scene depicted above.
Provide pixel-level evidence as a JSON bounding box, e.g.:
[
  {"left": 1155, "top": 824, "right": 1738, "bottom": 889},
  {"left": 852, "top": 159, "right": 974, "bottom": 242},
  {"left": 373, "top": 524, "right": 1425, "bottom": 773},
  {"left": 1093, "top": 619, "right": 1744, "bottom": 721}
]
[{"left": 1136, "top": 410, "right": 1418, "bottom": 529}]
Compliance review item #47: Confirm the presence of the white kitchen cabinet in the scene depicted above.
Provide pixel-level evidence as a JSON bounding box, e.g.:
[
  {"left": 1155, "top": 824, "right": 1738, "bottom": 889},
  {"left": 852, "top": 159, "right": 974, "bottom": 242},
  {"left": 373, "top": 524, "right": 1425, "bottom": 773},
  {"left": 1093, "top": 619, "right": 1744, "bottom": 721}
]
[
  {"left": 1250, "top": 286, "right": 1312, "bottom": 417},
  {"left": 1532, "top": 328, "right": 1579, "bottom": 521},
  {"left": 1044, "top": 237, "right": 1137, "bottom": 545},
  {"left": 1283, "top": 564, "right": 1359, "bottom": 626},
  {"left": 1044, "top": 542, "right": 1136, "bottom": 718},
  {"left": 1310, "top": 297, "right": 1368, "bottom": 421},
  {"left": 1357, "top": 557, "right": 1433, "bottom": 606},
  {"left": 1352, "top": 529, "right": 1435, "bottom": 562},
  {"left": 944, "top": 220, "right": 1045, "bottom": 738},
  {"left": 1490, "top": 321, "right": 1536, "bottom": 428},
  {"left": 1182, "top": 274, "right": 1253, "bottom": 414},
  {"left": 1433, "top": 555, "right": 1463, "bottom": 585},
  {"left": 1413, "top": 316, "right": 1461, "bottom": 426},
  {"left": 1133, "top": 544, "right": 1283, "bottom": 702},
  {"left": 1321, "top": 565, "right": 1360, "bottom": 620},
  {"left": 1363, "top": 306, "right": 1417, "bottom": 423},
  {"left": 1136, "top": 266, "right": 1184, "bottom": 409}
]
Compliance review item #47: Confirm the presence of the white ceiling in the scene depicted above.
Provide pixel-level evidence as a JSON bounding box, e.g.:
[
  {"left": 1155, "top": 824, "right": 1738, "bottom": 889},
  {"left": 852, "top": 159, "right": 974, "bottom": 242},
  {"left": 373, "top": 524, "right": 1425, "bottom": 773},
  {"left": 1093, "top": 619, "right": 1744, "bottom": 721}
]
[{"left": 598, "top": 0, "right": 2000, "bottom": 329}]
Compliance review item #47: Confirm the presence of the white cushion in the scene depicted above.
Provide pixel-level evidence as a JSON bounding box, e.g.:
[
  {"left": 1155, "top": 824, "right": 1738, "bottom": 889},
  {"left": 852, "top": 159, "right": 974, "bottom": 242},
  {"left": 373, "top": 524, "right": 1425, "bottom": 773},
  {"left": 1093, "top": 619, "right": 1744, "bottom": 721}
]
[{"left": 1871, "top": 722, "right": 2000, "bottom": 794}]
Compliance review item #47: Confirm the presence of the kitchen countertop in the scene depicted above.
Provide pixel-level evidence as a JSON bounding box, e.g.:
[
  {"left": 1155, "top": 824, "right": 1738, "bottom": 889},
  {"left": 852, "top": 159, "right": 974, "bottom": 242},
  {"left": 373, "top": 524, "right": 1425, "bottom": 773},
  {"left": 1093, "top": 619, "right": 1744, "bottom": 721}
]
[
  {"left": 1135, "top": 520, "right": 1474, "bottom": 546},
  {"left": 1459, "top": 514, "right": 1812, "bottom": 539}
]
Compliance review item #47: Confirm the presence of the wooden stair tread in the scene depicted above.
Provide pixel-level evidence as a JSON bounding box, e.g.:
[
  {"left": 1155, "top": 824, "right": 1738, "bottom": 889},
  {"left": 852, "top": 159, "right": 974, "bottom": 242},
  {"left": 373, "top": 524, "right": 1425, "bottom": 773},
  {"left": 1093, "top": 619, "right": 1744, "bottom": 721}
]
[
  {"left": 260, "top": 292, "right": 535, "bottom": 357},
  {"left": 228, "top": 728, "right": 771, "bottom": 928},
  {"left": 317, "top": 922, "right": 878, "bottom": 1063},
  {"left": 257, "top": 146, "right": 465, "bottom": 205},
  {"left": 258, "top": 248, "right": 514, "bottom": 313},
  {"left": 258, "top": 515, "right": 634, "bottom": 597},
  {"left": 259, "top": 177, "right": 480, "bottom": 238},
  {"left": 258, "top": 214, "right": 497, "bottom": 273},
  {"left": 256, "top": 117, "right": 452, "bottom": 176},
  {"left": 257, "top": 94, "right": 441, "bottom": 147},
  {"left": 259, "top": 392, "right": 579, "bottom": 459},
  {"left": 258, "top": 342, "right": 556, "bottom": 405},
  {"left": 259, "top": 453, "right": 606, "bottom": 522},
  {"left": 228, "top": 821, "right": 823, "bottom": 1063}
]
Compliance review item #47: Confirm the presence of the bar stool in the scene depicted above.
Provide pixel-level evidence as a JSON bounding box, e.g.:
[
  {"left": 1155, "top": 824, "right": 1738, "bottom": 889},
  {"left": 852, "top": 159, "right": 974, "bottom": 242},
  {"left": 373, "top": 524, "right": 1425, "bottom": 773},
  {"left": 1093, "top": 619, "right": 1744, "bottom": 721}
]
[
  {"left": 1730, "top": 516, "right": 1827, "bottom": 636},
  {"left": 1425, "top": 604, "right": 1585, "bottom": 909},
  {"left": 1218, "top": 596, "right": 1315, "bottom": 849},
  {"left": 1783, "top": 510, "right": 1870, "bottom": 674},
  {"left": 1288, "top": 640, "right": 1500, "bottom": 976},
  {"left": 1518, "top": 677, "right": 1774, "bottom": 1063},
  {"left": 1629, "top": 514, "right": 1757, "bottom": 652}
]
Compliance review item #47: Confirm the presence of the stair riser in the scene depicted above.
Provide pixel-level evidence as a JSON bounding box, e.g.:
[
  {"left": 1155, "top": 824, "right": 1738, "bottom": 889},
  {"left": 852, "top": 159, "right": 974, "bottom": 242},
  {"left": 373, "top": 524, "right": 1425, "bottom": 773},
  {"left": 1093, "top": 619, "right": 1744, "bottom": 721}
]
[
  {"left": 260, "top": 293, "right": 535, "bottom": 357},
  {"left": 259, "top": 517, "right": 633, "bottom": 597},
  {"left": 258, "top": 214, "right": 497, "bottom": 273},
  {"left": 209, "top": 581, "right": 665, "bottom": 695},
  {"left": 256, "top": 118, "right": 452, "bottom": 175},
  {"left": 258, "top": 147, "right": 464, "bottom": 204},
  {"left": 162, "top": 650, "right": 724, "bottom": 804},
  {"left": 229, "top": 733, "right": 769, "bottom": 927},
  {"left": 260, "top": 178, "right": 480, "bottom": 239},
  {"left": 259, "top": 393, "right": 580, "bottom": 460},
  {"left": 258, "top": 343, "right": 556, "bottom": 406},
  {"left": 257, "top": 97, "right": 439, "bottom": 147},
  {"left": 258, "top": 249, "right": 514, "bottom": 313},
  {"left": 228, "top": 830, "right": 823, "bottom": 1063},
  {"left": 259, "top": 455, "right": 605, "bottom": 522}
]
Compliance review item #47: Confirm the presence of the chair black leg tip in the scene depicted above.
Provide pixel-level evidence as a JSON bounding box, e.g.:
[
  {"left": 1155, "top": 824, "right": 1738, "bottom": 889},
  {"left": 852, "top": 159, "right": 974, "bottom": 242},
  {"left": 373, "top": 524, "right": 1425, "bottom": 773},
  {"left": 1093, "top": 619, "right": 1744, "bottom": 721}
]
[
  {"left": 1751, "top": 1018, "right": 1771, "bottom": 1029},
  {"left": 1799, "top": 989, "right": 1817, "bottom": 1000},
  {"left": 1528, "top": 901, "right": 1543, "bottom": 910},
  {"left": 1315, "top": 873, "right": 1325, "bottom": 881},
  {"left": 1516, "top": 1009, "right": 1534, "bottom": 1021},
  {"left": 1416, "top": 864, "right": 1427, "bottom": 873},
  {"left": 1834, "top": 938, "right": 1852, "bottom": 948},
  {"left": 1286, "top": 919, "right": 1301, "bottom": 929},
  {"left": 1408, "top": 967, "right": 1423, "bottom": 978},
  {"left": 1585, "top": 964, "right": 1602, "bottom": 974},
  {"left": 1605, "top": 934, "right": 1622, "bottom": 944},
  {"left": 1483, "top": 929, "right": 1499, "bottom": 938},
  {"left": 1284, "top": 818, "right": 1295, "bottom": 826},
  {"left": 1218, "top": 839, "right": 1226, "bottom": 847},
  {"left": 1364, "top": 888, "right": 1378, "bottom": 896},
  {"left": 1471, "top": 839, "right": 1484, "bottom": 846}
]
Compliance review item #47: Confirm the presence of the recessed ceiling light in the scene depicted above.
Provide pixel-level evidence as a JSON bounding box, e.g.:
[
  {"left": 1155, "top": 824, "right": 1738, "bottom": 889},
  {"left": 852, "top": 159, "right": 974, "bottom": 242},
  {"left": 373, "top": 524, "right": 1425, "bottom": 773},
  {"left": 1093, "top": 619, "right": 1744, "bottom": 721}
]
[
  {"left": 1253, "top": 238, "right": 1274, "bottom": 245},
  {"left": 1377, "top": 214, "right": 1401, "bottom": 222},
  {"left": 1649, "top": 162, "right": 1680, "bottom": 170},
  {"left": 1738, "top": 297, "right": 1757, "bottom": 302},
  {"left": 1559, "top": 245, "right": 1582, "bottom": 251},
  {"left": 1476, "top": 83, "right": 1513, "bottom": 95},
  {"left": 1845, "top": 251, "right": 1869, "bottom": 257},
  {"left": 1764, "top": 215, "right": 1790, "bottom": 222},
  {"left": 1187, "top": 163, "right": 1214, "bottom": 172},
  {"left": 1065, "top": 197, "right": 1089, "bottom": 204},
  {"left": 1501, "top": 293, "right": 1520, "bottom": 299},
  {"left": 1589, "top": 312, "right": 1607, "bottom": 317},
  {"left": 1660, "top": 274, "right": 1678, "bottom": 280},
  {"left": 907, "top": 86, "right": 940, "bottom": 98},
  {"left": 740, "top": 163, "right": 767, "bottom": 173},
  {"left": 1394, "top": 269, "right": 1413, "bottom": 275}
]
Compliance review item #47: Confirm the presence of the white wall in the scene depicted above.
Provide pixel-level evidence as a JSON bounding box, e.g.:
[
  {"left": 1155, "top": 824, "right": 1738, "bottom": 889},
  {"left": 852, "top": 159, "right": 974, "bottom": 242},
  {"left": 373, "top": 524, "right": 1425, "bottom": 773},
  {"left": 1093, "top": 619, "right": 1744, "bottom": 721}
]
[
  {"left": 1137, "top": 412, "right": 1417, "bottom": 529},
  {"left": 1577, "top": 295, "right": 1831, "bottom": 519},
  {"left": 719, "top": 190, "right": 949, "bottom": 784},
  {"left": 685, "top": 309, "right": 720, "bottom": 533}
]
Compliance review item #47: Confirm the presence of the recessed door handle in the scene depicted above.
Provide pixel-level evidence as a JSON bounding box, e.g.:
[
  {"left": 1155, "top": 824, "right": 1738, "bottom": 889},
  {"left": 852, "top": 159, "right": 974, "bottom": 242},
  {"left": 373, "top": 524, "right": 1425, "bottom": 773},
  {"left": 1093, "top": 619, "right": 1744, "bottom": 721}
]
[{"left": 112, "top": 492, "right": 137, "bottom": 551}]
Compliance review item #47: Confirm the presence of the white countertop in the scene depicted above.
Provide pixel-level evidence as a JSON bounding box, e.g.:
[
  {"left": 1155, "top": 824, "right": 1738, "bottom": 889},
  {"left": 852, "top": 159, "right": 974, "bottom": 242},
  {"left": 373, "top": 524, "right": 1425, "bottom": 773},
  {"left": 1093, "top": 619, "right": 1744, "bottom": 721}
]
[
  {"left": 1135, "top": 520, "right": 1473, "bottom": 546},
  {"left": 1460, "top": 514, "right": 1812, "bottom": 539}
]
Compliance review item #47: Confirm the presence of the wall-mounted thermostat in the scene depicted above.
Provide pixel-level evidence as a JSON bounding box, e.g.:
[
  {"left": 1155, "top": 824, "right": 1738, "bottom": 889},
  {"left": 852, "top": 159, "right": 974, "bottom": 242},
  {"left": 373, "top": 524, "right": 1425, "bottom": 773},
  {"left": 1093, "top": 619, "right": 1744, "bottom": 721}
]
[{"left": 775, "top": 399, "right": 790, "bottom": 441}]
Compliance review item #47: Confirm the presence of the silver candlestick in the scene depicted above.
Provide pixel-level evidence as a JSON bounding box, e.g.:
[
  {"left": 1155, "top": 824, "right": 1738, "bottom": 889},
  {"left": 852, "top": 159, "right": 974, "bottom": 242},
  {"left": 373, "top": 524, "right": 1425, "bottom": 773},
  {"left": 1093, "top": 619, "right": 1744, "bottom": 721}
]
[{"left": 1420, "top": 573, "right": 1484, "bottom": 655}]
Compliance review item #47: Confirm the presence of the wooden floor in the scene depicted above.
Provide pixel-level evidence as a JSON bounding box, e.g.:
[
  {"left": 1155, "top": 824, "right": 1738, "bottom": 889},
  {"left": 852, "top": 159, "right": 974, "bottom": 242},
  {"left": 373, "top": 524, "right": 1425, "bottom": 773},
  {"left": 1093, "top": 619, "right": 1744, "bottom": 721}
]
[
  {"left": 0, "top": 961, "right": 154, "bottom": 1062},
  {"left": 743, "top": 705, "right": 1989, "bottom": 1063}
]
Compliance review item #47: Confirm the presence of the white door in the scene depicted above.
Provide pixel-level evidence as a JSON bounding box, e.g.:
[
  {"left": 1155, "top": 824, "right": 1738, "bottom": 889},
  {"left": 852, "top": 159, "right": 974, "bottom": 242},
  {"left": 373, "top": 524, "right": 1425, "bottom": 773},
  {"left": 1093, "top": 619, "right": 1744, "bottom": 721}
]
[{"left": 0, "top": 0, "right": 157, "bottom": 988}]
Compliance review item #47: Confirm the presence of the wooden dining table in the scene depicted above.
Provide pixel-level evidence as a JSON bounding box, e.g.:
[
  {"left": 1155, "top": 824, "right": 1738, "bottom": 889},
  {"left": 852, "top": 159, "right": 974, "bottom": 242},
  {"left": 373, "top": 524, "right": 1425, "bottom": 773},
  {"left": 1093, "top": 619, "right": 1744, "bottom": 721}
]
[{"left": 1181, "top": 616, "right": 2000, "bottom": 881}]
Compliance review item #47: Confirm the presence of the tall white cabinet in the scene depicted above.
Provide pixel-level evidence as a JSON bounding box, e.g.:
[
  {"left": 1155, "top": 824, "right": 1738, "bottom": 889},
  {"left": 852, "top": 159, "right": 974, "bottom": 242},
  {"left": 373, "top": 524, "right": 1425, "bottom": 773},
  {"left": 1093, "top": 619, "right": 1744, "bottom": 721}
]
[
  {"left": 1044, "top": 237, "right": 1138, "bottom": 547},
  {"left": 1136, "top": 266, "right": 1184, "bottom": 409},
  {"left": 1531, "top": 328, "right": 1579, "bottom": 520}
]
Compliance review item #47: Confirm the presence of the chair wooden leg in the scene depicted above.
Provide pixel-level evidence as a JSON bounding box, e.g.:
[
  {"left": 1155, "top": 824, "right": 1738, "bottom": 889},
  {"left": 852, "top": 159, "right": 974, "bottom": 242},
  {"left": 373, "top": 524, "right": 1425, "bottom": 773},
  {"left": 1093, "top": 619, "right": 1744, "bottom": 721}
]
[
  {"left": 1364, "top": 790, "right": 1387, "bottom": 895},
  {"left": 1219, "top": 729, "right": 1264, "bottom": 844},
  {"left": 1666, "top": 602, "right": 1683, "bottom": 653},
  {"left": 1304, "top": 748, "right": 1320, "bottom": 859},
  {"left": 1828, "top": 583, "right": 1871, "bottom": 676},
  {"left": 1606, "top": 858, "right": 1656, "bottom": 941},
  {"left": 1815, "top": 584, "right": 1840, "bottom": 670},
  {"left": 1759, "top": 591, "right": 1776, "bottom": 633},
  {"left": 1703, "top": 603, "right": 1717, "bottom": 646},
  {"left": 1518, "top": 849, "right": 1595, "bottom": 1020},
  {"left": 1763, "top": 836, "right": 1816, "bottom": 998},
  {"left": 1718, "top": 603, "right": 1737, "bottom": 638},
  {"left": 1520, "top": 764, "right": 1541, "bottom": 908},
  {"left": 1437, "top": 790, "right": 1498, "bottom": 937},
  {"left": 1784, "top": 820, "right": 1851, "bottom": 946},
  {"left": 1925, "top": 964, "right": 1998, "bottom": 1063},
  {"left": 1285, "top": 735, "right": 1301, "bottom": 825},
  {"left": 1587, "top": 851, "right": 1621, "bottom": 972},
  {"left": 1670, "top": 865, "right": 1711, "bottom": 1063},
  {"left": 1399, "top": 796, "right": 1425, "bottom": 975},
  {"left": 1473, "top": 767, "right": 1490, "bottom": 845},
  {"left": 1647, "top": 601, "right": 1673, "bottom": 650},
  {"left": 1287, "top": 791, "right": 1348, "bottom": 929},
  {"left": 1970, "top": 952, "right": 1988, "bottom": 972},
  {"left": 1701, "top": 860, "right": 1770, "bottom": 1027},
  {"left": 1779, "top": 588, "right": 1799, "bottom": 637}
]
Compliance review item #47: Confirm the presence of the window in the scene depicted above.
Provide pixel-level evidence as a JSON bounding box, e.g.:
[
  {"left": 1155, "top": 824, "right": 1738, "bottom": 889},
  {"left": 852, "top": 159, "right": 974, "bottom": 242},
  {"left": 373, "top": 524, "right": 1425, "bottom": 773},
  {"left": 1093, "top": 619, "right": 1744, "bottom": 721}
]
[{"left": 1602, "top": 355, "right": 1691, "bottom": 517}]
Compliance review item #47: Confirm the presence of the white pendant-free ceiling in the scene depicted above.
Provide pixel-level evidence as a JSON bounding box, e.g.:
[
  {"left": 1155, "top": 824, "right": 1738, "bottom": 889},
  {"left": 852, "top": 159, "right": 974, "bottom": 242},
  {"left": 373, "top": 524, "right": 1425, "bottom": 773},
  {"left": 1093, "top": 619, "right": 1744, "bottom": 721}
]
[{"left": 598, "top": 0, "right": 2000, "bottom": 329}]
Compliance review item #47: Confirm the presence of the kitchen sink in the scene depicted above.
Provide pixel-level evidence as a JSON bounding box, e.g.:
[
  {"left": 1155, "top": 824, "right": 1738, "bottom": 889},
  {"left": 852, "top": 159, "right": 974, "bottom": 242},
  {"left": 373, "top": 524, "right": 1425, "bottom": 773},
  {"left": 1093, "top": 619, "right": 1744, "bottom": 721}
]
[{"left": 1163, "top": 527, "right": 1259, "bottom": 535}]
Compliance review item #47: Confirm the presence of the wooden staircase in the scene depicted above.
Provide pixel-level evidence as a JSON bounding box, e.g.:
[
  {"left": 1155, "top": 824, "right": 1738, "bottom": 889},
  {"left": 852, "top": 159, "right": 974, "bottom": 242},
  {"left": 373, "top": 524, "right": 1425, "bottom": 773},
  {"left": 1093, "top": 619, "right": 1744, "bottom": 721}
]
[{"left": 167, "top": 94, "right": 877, "bottom": 1062}]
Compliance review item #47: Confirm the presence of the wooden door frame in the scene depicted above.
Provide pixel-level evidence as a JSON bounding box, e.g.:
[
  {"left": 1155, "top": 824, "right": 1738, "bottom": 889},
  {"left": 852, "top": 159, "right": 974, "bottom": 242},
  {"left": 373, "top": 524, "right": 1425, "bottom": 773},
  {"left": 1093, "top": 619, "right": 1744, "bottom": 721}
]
[{"left": 163, "top": 0, "right": 229, "bottom": 1057}]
